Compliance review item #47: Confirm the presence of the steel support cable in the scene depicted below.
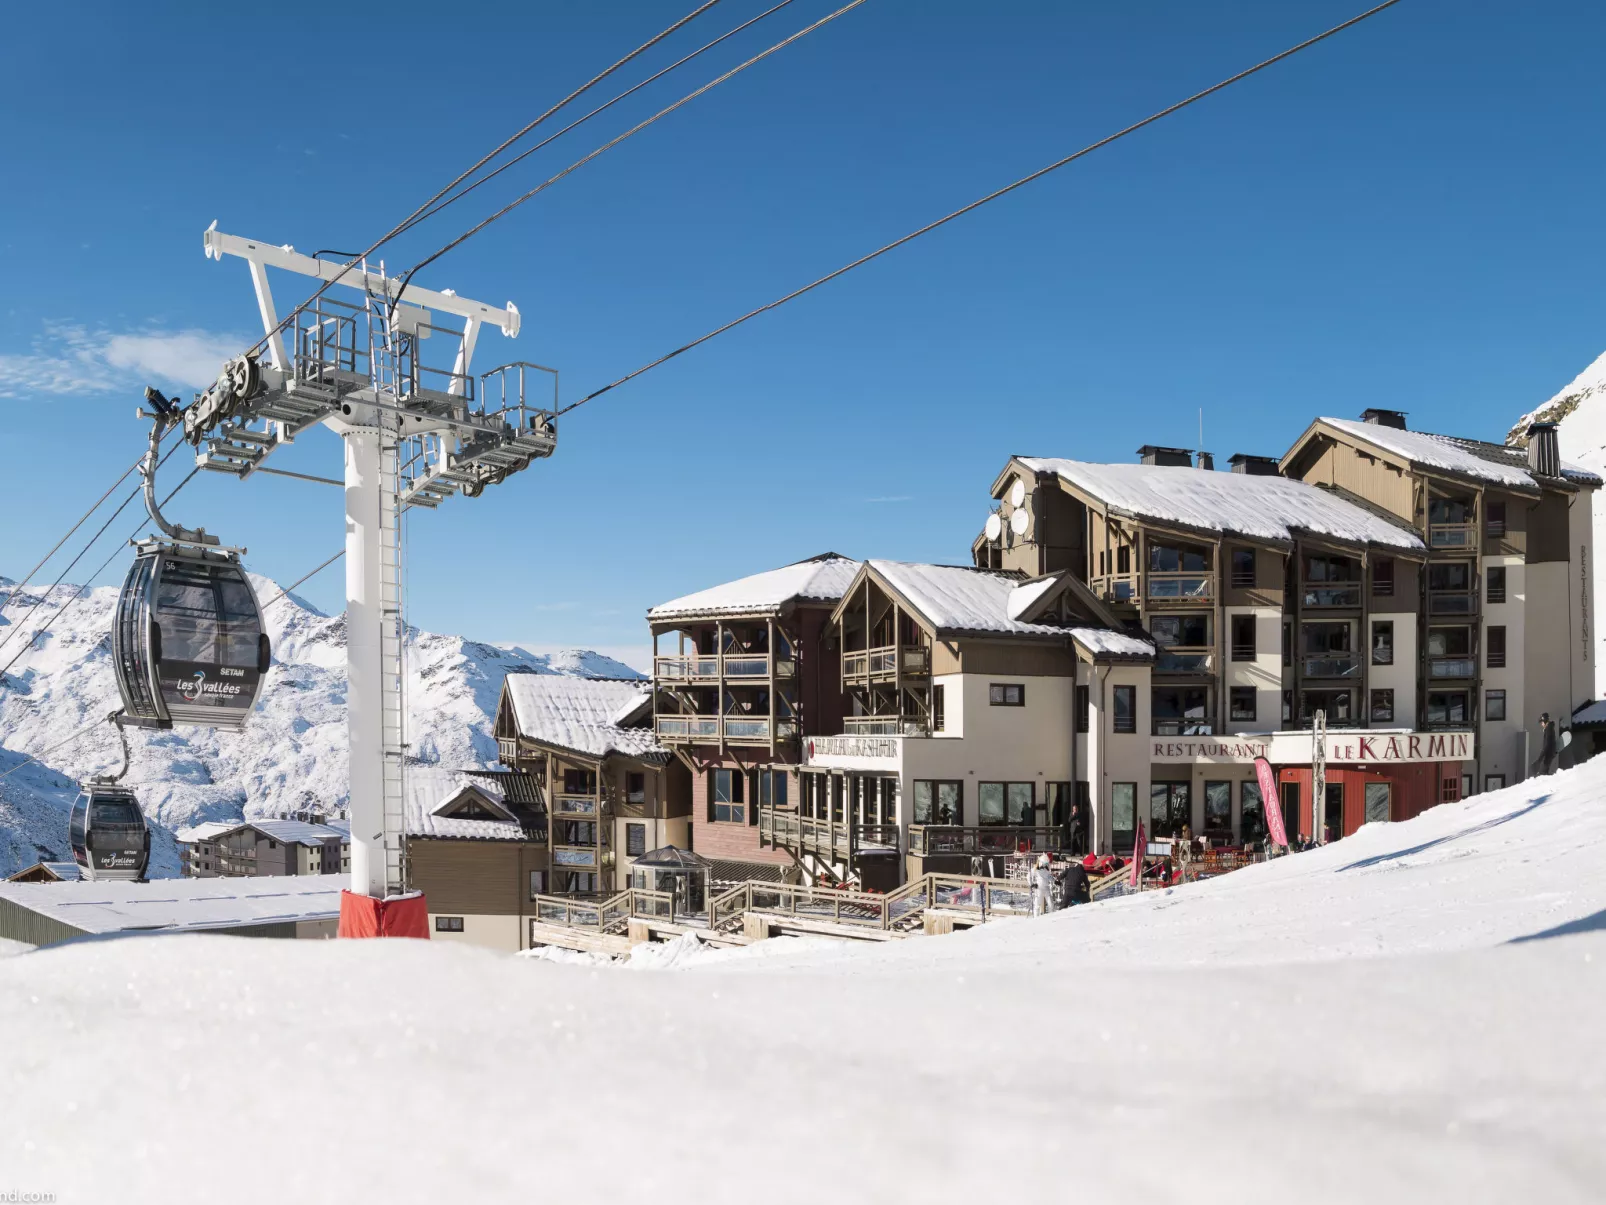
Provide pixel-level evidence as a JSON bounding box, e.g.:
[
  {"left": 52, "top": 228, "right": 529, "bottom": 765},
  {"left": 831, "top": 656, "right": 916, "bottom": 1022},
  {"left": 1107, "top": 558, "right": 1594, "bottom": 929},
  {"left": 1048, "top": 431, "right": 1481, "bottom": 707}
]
[
  {"left": 556, "top": 0, "right": 1404, "bottom": 417},
  {"left": 391, "top": 0, "right": 801, "bottom": 244},
  {"left": 260, "top": 549, "right": 346, "bottom": 611},
  {"left": 236, "top": 0, "right": 725, "bottom": 365},
  {"left": 0, "top": 438, "right": 186, "bottom": 664},
  {"left": 0, "top": 464, "right": 199, "bottom": 684},
  {"left": 398, "top": 0, "right": 871, "bottom": 288},
  {"left": 0, "top": 452, "right": 144, "bottom": 621}
]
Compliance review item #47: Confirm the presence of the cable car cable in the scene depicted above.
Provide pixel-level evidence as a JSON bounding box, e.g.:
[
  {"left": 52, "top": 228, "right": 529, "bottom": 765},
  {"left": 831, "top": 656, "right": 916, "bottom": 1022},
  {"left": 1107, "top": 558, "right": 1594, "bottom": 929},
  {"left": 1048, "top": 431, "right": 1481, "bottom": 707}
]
[
  {"left": 260, "top": 549, "right": 346, "bottom": 611},
  {"left": 397, "top": 0, "right": 870, "bottom": 291},
  {"left": 390, "top": 0, "right": 801, "bottom": 247},
  {"left": 233, "top": 0, "right": 726, "bottom": 367},
  {"left": 554, "top": 0, "right": 1404, "bottom": 417}
]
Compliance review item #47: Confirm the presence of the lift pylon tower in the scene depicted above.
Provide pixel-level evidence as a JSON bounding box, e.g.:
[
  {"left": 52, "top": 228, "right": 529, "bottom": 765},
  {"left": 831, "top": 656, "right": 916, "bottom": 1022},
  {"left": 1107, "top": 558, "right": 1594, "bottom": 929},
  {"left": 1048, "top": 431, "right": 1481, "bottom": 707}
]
[{"left": 188, "top": 224, "right": 558, "bottom": 908}]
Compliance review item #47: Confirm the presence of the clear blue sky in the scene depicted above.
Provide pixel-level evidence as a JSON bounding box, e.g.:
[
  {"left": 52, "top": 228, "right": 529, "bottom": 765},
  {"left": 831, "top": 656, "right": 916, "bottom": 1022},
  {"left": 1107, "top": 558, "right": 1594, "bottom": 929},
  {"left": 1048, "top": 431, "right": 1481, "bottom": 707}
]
[{"left": 3, "top": 0, "right": 1604, "bottom": 670}]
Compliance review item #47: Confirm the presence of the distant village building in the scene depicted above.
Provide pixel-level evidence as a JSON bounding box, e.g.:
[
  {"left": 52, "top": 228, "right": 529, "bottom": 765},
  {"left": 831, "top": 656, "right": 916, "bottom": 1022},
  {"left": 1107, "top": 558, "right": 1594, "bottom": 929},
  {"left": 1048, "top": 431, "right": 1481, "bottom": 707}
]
[
  {"left": 177, "top": 818, "right": 350, "bottom": 878},
  {"left": 7, "top": 861, "right": 83, "bottom": 883}
]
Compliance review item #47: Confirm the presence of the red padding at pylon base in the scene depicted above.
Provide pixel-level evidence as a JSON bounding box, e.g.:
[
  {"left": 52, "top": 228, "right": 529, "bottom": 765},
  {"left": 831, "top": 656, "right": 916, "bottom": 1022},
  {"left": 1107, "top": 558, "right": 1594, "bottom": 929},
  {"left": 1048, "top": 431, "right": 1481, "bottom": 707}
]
[{"left": 338, "top": 890, "right": 430, "bottom": 939}]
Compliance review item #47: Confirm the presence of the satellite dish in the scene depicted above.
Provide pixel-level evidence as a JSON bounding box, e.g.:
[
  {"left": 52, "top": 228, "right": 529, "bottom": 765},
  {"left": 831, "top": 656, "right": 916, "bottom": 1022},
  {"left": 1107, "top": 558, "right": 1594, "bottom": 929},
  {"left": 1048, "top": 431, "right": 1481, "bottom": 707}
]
[
  {"left": 984, "top": 513, "right": 1003, "bottom": 542},
  {"left": 1009, "top": 480, "right": 1026, "bottom": 508},
  {"left": 1010, "top": 508, "right": 1029, "bottom": 536}
]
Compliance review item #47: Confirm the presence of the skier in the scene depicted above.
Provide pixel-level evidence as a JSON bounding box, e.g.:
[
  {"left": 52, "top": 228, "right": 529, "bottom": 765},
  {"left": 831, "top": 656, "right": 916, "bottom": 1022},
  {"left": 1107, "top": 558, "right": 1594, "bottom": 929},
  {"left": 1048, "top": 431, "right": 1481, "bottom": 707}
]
[
  {"left": 1534, "top": 713, "right": 1559, "bottom": 777},
  {"left": 1058, "top": 859, "right": 1091, "bottom": 907},
  {"left": 1031, "top": 853, "right": 1056, "bottom": 916}
]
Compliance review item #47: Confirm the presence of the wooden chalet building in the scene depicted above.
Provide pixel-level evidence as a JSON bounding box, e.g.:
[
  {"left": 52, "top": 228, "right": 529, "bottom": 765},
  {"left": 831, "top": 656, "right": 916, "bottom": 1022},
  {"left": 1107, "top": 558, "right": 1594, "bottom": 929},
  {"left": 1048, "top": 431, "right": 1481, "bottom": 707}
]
[
  {"left": 493, "top": 673, "right": 689, "bottom": 899},
  {"left": 647, "top": 553, "right": 857, "bottom": 883}
]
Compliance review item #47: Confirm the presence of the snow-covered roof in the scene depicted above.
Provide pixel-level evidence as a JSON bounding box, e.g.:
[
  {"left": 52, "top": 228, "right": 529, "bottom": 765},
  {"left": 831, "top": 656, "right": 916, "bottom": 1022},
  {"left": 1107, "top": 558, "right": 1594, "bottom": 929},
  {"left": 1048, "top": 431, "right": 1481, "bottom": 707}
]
[
  {"left": 1572, "top": 700, "right": 1606, "bottom": 728},
  {"left": 245, "top": 819, "right": 348, "bottom": 847},
  {"left": 866, "top": 561, "right": 1153, "bottom": 659},
  {"left": 174, "top": 821, "right": 238, "bottom": 845},
  {"left": 1318, "top": 418, "right": 1601, "bottom": 490},
  {"left": 648, "top": 554, "right": 860, "bottom": 621},
  {"left": 405, "top": 768, "right": 530, "bottom": 841},
  {"left": 1018, "top": 457, "right": 1424, "bottom": 550},
  {"left": 1005, "top": 575, "right": 1061, "bottom": 622},
  {"left": 502, "top": 674, "right": 664, "bottom": 761},
  {"left": 0, "top": 875, "right": 342, "bottom": 937}
]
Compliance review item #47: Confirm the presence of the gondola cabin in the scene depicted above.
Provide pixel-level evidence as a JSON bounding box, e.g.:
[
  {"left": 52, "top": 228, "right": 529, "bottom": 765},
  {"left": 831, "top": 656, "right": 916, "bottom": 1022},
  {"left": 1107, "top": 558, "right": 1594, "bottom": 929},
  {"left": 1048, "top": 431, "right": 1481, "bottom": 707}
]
[
  {"left": 69, "top": 786, "right": 151, "bottom": 881},
  {"left": 113, "top": 544, "right": 269, "bottom": 730}
]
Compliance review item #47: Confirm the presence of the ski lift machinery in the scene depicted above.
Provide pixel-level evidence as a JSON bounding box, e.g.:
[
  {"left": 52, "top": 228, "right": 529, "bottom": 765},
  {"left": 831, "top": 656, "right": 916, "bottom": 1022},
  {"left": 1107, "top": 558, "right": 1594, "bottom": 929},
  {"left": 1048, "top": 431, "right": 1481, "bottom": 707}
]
[{"left": 185, "top": 225, "right": 557, "bottom": 912}]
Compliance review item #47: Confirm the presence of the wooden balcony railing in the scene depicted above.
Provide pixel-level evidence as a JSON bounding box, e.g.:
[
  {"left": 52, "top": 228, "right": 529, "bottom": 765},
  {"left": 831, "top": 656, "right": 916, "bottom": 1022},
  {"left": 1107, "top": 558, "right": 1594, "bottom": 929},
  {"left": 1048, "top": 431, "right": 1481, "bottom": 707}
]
[
  {"left": 1429, "top": 522, "right": 1478, "bottom": 549},
  {"left": 907, "top": 825, "right": 1064, "bottom": 856},
  {"left": 531, "top": 888, "right": 677, "bottom": 934},
  {"left": 708, "top": 873, "right": 1036, "bottom": 933},
  {"left": 759, "top": 806, "right": 899, "bottom": 861},
  {"left": 497, "top": 736, "right": 519, "bottom": 764},
  {"left": 1091, "top": 574, "right": 1138, "bottom": 604},
  {"left": 842, "top": 645, "right": 931, "bottom": 681},
  {"left": 1147, "top": 571, "right": 1213, "bottom": 601},
  {"left": 653, "top": 654, "right": 794, "bottom": 682},
  {"left": 653, "top": 715, "right": 798, "bottom": 745},
  {"left": 552, "top": 845, "right": 599, "bottom": 868},
  {"left": 553, "top": 795, "right": 598, "bottom": 816}
]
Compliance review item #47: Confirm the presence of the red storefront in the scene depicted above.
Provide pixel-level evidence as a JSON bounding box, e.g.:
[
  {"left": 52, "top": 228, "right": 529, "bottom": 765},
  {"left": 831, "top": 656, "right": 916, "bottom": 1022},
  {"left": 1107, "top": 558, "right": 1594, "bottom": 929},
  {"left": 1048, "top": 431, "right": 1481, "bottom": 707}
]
[{"left": 1274, "top": 760, "right": 1463, "bottom": 843}]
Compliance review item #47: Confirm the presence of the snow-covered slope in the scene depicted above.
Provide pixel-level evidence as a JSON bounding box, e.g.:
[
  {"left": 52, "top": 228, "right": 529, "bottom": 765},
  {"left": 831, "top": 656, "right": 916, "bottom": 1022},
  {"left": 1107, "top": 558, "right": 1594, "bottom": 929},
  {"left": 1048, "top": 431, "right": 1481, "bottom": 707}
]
[
  {"left": 1510, "top": 349, "right": 1606, "bottom": 695},
  {"left": 0, "top": 573, "right": 641, "bottom": 876},
  {"left": 1, "top": 757, "right": 1603, "bottom": 1202}
]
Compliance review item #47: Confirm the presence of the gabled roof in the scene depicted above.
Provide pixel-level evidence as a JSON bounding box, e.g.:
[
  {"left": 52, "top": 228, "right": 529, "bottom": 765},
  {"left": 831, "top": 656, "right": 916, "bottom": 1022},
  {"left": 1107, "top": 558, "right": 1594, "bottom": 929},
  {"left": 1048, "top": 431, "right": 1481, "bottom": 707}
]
[
  {"left": 174, "top": 821, "right": 239, "bottom": 845},
  {"left": 1298, "top": 417, "right": 1600, "bottom": 491},
  {"left": 848, "top": 561, "right": 1154, "bottom": 659},
  {"left": 405, "top": 768, "right": 541, "bottom": 841},
  {"left": 501, "top": 674, "right": 665, "bottom": 762},
  {"left": 6, "top": 862, "right": 83, "bottom": 883},
  {"left": 648, "top": 553, "right": 860, "bottom": 622},
  {"left": 1016, "top": 456, "right": 1424, "bottom": 551}
]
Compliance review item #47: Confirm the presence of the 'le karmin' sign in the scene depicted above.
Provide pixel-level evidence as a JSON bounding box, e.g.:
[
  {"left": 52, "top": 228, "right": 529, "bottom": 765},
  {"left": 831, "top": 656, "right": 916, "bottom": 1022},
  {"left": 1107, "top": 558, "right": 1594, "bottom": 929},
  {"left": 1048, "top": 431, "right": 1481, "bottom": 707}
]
[{"left": 1151, "top": 730, "right": 1474, "bottom": 765}]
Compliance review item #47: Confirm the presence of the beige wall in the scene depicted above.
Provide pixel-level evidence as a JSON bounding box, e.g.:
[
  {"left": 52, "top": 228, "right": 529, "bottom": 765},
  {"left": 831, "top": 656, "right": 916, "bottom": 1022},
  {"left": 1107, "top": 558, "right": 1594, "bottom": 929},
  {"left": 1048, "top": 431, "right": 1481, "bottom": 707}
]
[
  {"left": 1368, "top": 610, "right": 1418, "bottom": 731},
  {"left": 428, "top": 912, "right": 522, "bottom": 953},
  {"left": 1222, "top": 606, "right": 1282, "bottom": 733},
  {"left": 1481, "top": 557, "right": 1525, "bottom": 786}
]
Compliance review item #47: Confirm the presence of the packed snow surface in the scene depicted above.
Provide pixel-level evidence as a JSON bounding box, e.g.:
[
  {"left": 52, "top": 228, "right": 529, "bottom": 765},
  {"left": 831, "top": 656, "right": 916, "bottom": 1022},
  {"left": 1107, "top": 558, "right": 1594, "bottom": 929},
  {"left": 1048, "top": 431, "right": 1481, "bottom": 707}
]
[
  {"left": 2, "top": 758, "right": 1602, "bottom": 1202},
  {"left": 1018, "top": 455, "right": 1424, "bottom": 548},
  {"left": 647, "top": 552, "right": 859, "bottom": 619},
  {"left": 0, "top": 571, "right": 640, "bottom": 877}
]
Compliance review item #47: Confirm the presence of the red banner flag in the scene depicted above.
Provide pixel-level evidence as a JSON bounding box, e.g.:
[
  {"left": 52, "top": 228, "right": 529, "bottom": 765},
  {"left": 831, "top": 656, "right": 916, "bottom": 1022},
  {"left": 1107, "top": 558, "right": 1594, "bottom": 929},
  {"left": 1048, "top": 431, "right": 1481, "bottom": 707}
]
[
  {"left": 1255, "top": 757, "right": 1288, "bottom": 847},
  {"left": 1128, "top": 819, "right": 1146, "bottom": 889}
]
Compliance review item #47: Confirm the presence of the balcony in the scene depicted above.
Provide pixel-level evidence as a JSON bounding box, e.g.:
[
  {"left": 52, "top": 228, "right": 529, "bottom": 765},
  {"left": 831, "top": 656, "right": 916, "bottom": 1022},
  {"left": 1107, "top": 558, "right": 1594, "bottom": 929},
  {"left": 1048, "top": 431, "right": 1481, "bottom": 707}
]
[
  {"left": 842, "top": 645, "right": 931, "bottom": 682},
  {"left": 842, "top": 715, "right": 928, "bottom": 736},
  {"left": 907, "top": 825, "right": 1064, "bottom": 857},
  {"left": 653, "top": 715, "right": 797, "bottom": 746},
  {"left": 653, "top": 653, "right": 791, "bottom": 682},
  {"left": 1092, "top": 574, "right": 1138, "bottom": 604},
  {"left": 1302, "top": 585, "right": 1361, "bottom": 608},
  {"left": 1429, "top": 522, "right": 1477, "bottom": 550},
  {"left": 1155, "top": 649, "right": 1213, "bottom": 674},
  {"left": 1153, "top": 720, "right": 1215, "bottom": 736},
  {"left": 1147, "top": 572, "right": 1213, "bottom": 601},
  {"left": 1428, "top": 592, "right": 1476, "bottom": 616},
  {"left": 1428, "top": 657, "right": 1476, "bottom": 679},
  {"left": 497, "top": 736, "right": 519, "bottom": 764},
  {"left": 552, "top": 846, "right": 598, "bottom": 868},
  {"left": 1303, "top": 655, "right": 1360, "bottom": 679},
  {"left": 553, "top": 795, "right": 597, "bottom": 816},
  {"left": 758, "top": 807, "right": 900, "bottom": 861}
]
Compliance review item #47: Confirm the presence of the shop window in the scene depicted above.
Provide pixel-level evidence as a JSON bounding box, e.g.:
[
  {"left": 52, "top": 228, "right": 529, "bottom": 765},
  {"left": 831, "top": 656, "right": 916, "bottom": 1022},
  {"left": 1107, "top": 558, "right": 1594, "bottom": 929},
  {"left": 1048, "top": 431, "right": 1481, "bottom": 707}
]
[
  {"left": 1486, "top": 626, "right": 1506, "bottom": 669},
  {"left": 988, "top": 683, "right": 1025, "bottom": 707},
  {"left": 1486, "top": 689, "right": 1506, "bottom": 722},
  {"left": 1323, "top": 783, "right": 1344, "bottom": 841},
  {"left": 1203, "top": 781, "right": 1232, "bottom": 840},
  {"left": 710, "top": 769, "right": 744, "bottom": 824},
  {"left": 1486, "top": 566, "right": 1506, "bottom": 604},
  {"left": 1371, "top": 621, "right": 1393, "bottom": 666},
  {"left": 1112, "top": 685, "right": 1136, "bottom": 734},
  {"left": 1240, "top": 781, "right": 1267, "bottom": 845},
  {"left": 932, "top": 684, "right": 945, "bottom": 732},
  {"left": 435, "top": 916, "right": 465, "bottom": 933},
  {"left": 1370, "top": 689, "right": 1395, "bottom": 724},
  {"left": 1231, "top": 614, "right": 1256, "bottom": 661},
  {"left": 1111, "top": 783, "right": 1137, "bottom": 852},
  {"left": 625, "top": 823, "right": 646, "bottom": 857},
  {"left": 1149, "top": 782, "right": 1191, "bottom": 839},
  {"left": 1372, "top": 557, "right": 1394, "bottom": 597},
  {"left": 1229, "top": 687, "right": 1256, "bottom": 722},
  {"left": 1231, "top": 547, "right": 1256, "bottom": 588},
  {"left": 1075, "top": 685, "right": 1089, "bottom": 733}
]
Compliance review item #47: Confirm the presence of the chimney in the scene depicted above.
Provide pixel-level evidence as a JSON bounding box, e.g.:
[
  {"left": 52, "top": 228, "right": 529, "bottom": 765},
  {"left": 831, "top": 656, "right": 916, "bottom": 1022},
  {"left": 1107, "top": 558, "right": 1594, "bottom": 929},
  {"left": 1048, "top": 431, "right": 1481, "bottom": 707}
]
[
  {"left": 1228, "top": 453, "right": 1281, "bottom": 476},
  {"left": 1196, "top": 451, "right": 1214, "bottom": 471},
  {"left": 1360, "top": 408, "right": 1408, "bottom": 430},
  {"left": 1136, "top": 444, "right": 1193, "bottom": 467},
  {"left": 1527, "top": 422, "right": 1560, "bottom": 477}
]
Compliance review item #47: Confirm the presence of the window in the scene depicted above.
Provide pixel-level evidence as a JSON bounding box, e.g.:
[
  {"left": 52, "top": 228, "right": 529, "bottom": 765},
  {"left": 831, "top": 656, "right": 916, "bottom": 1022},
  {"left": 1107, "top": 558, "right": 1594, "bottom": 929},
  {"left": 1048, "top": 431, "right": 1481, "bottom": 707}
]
[
  {"left": 1112, "top": 685, "right": 1136, "bottom": 734},
  {"left": 1282, "top": 690, "right": 1293, "bottom": 723},
  {"left": 1460, "top": 774, "right": 1474, "bottom": 800},
  {"left": 1370, "top": 689, "right": 1395, "bottom": 723},
  {"left": 755, "top": 768, "right": 787, "bottom": 809},
  {"left": 626, "top": 772, "right": 645, "bottom": 804},
  {"left": 1203, "top": 781, "right": 1232, "bottom": 839},
  {"left": 1425, "top": 691, "right": 1469, "bottom": 726},
  {"left": 978, "top": 782, "right": 1034, "bottom": 825},
  {"left": 1371, "top": 621, "right": 1393, "bottom": 666},
  {"left": 1301, "top": 689, "right": 1353, "bottom": 725},
  {"left": 1303, "top": 622, "right": 1356, "bottom": 678},
  {"left": 1240, "top": 782, "right": 1267, "bottom": 845},
  {"left": 1229, "top": 687, "right": 1256, "bottom": 721},
  {"left": 1152, "top": 614, "right": 1209, "bottom": 648},
  {"left": 1152, "top": 686, "right": 1210, "bottom": 735},
  {"left": 1116, "top": 544, "right": 1131, "bottom": 575},
  {"left": 435, "top": 916, "right": 464, "bottom": 933},
  {"left": 989, "top": 683, "right": 1025, "bottom": 707},
  {"left": 1364, "top": 782, "right": 1391, "bottom": 825},
  {"left": 710, "top": 768, "right": 744, "bottom": 824},
  {"left": 1111, "top": 783, "right": 1138, "bottom": 851},
  {"left": 1373, "top": 557, "right": 1394, "bottom": 597},
  {"left": 1302, "top": 554, "right": 1362, "bottom": 606},
  {"left": 556, "top": 820, "right": 596, "bottom": 846},
  {"left": 625, "top": 823, "right": 646, "bottom": 857},
  {"left": 1282, "top": 621, "right": 1291, "bottom": 668},
  {"left": 562, "top": 767, "right": 596, "bottom": 796},
  {"left": 528, "top": 871, "right": 546, "bottom": 899},
  {"left": 1485, "top": 689, "right": 1506, "bottom": 721},
  {"left": 1486, "top": 625, "right": 1506, "bottom": 669},
  {"left": 1231, "top": 547, "right": 1256, "bottom": 588},
  {"left": 1324, "top": 782, "right": 1344, "bottom": 841},
  {"left": 1008, "top": 782, "right": 1035, "bottom": 825},
  {"left": 1442, "top": 777, "right": 1463, "bottom": 804},
  {"left": 1280, "top": 782, "right": 1301, "bottom": 843},
  {"left": 1486, "top": 500, "right": 1506, "bottom": 538},
  {"left": 1149, "top": 542, "right": 1209, "bottom": 572},
  {"left": 1487, "top": 566, "right": 1506, "bottom": 604},
  {"left": 932, "top": 684, "right": 945, "bottom": 732},
  {"left": 1075, "top": 685, "right": 1089, "bottom": 733},
  {"left": 1046, "top": 782, "right": 1072, "bottom": 827},
  {"left": 1149, "top": 782, "right": 1191, "bottom": 839},
  {"left": 1485, "top": 774, "right": 1506, "bottom": 793},
  {"left": 978, "top": 783, "right": 1004, "bottom": 825},
  {"left": 267, "top": 840, "right": 277, "bottom": 850},
  {"left": 1231, "top": 614, "right": 1255, "bottom": 661},
  {"left": 913, "top": 780, "right": 962, "bottom": 825}
]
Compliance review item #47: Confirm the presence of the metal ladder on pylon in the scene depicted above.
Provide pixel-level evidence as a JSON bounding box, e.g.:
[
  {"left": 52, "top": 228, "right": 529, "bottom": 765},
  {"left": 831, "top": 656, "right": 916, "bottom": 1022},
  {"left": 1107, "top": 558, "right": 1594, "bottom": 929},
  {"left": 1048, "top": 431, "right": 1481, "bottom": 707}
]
[{"left": 369, "top": 292, "right": 409, "bottom": 896}]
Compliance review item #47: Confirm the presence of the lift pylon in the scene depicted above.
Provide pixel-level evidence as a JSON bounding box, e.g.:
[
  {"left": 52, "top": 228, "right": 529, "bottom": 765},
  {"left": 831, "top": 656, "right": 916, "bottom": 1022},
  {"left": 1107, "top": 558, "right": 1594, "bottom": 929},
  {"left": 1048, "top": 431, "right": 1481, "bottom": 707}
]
[{"left": 188, "top": 225, "right": 558, "bottom": 908}]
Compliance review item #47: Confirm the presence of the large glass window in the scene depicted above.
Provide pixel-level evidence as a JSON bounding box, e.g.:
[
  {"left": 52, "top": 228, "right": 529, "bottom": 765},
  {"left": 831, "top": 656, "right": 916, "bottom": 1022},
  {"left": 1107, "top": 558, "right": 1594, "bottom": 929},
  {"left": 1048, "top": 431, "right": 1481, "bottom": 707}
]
[
  {"left": 1324, "top": 782, "right": 1344, "bottom": 840},
  {"left": 1301, "top": 689, "right": 1353, "bottom": 725},
  {"left": 625, "top": 823, "right": 646, "bottom": 857},
  {"left": 1427, "top": 627, "right": 1475, "bottom": 678},
  {"left": 1428, "top": 562, "right": 1475, "bottom": 614},
  {"left": 1149, "top": 782, "right": 1191, "bottom": 839},
  {"left": 979, "top": 782, "right": 1033, "bottom": 825},
  {"left": 562, "top": 767, "right": 596, "bottom": 796},
  {"left": 1046, "top": 782, "right": 1071, "bottom": 827},
  {"left": 1008, "top": 782, "right": 1035, "bottom": 826},
  {"left": 1153, "top": 686, "right": 1211, "bottom": 736},
  {"left": 710, "top": 768, "right": 744, "bottom": 824},
  {"left": 978, "top": 782, "right": 1006, "bottom": 825},
  {"left": 1240, "top": 781, "right": 1267, "bottom": 845},
  {"left": 1425, "top": 691, "right": 1469, "bottom": 726},
  {"left": 1111, "top": 783, "right": 1137, "bottom": 851},
  {"left": 1149, "top": 542, "right": 1209, "bottom": 572},
  {"left": 1152, "top": 615, "right": 1209, "bottom": 647},
  {"left": 1486, "top": 625, "right": 1506, "bottom": 669},
  {"left": 1303, "top": 622, "right": 1356, "bottom": 678},
  {"left": 1486, "top": 689, "right": 1506, "bottom": 721},
  {"left": 1203, "top": 781, "right": 1232, "bottom": 840},
  {"left": 1302, "top": 555, "right": 1362, "bottom": 606}
]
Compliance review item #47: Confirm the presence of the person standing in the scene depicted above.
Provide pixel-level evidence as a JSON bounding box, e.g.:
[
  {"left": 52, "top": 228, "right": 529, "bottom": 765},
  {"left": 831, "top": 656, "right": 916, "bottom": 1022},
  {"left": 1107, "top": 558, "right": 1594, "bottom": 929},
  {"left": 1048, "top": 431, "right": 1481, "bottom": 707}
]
[
  {"left": 1535, "top": 713, "right": 1559, "bottom": 776},
  {"left": 1031, "top": 854, "right": 1056, "bottom": 916}
]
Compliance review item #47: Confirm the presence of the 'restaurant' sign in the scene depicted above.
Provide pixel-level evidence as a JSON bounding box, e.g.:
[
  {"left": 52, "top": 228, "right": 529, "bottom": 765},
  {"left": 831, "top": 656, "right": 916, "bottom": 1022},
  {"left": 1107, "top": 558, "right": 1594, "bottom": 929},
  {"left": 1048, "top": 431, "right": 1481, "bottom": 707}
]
[
  {"left": 805, "top": 736, "right": 900, "bottom": 763},
  {"left": 1151, "top": 730, "right": 1474, "bottom": 765}
]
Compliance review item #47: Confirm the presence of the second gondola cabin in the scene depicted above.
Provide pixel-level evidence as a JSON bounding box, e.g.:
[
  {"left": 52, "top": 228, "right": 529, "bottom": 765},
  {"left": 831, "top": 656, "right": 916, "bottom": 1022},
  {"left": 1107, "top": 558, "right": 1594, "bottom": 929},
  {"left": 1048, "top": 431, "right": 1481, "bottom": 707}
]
[
  {"left": 69, "top": 785, "right": 151, "bottom": 881},
  {"left": 113, "top": 543, "right": 269, "bottom": 730}
]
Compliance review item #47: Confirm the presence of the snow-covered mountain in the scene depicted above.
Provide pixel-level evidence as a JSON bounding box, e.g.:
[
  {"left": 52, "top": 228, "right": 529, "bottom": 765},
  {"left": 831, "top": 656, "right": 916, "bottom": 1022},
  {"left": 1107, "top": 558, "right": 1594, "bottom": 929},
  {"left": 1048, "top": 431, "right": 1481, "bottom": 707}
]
[
  {"left": 0, "top": 573, "right": 641, "bottom": 877},
  {"left": 1510, "top": 348, "right": 1606, "bottom": 696}
]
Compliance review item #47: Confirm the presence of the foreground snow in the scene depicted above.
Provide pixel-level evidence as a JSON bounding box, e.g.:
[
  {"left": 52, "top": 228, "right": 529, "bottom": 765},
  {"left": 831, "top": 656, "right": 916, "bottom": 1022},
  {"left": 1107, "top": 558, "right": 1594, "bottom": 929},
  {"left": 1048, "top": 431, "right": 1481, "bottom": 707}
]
[{"left": 1, "top": 763, "right": 1603, "bottom": 1202}]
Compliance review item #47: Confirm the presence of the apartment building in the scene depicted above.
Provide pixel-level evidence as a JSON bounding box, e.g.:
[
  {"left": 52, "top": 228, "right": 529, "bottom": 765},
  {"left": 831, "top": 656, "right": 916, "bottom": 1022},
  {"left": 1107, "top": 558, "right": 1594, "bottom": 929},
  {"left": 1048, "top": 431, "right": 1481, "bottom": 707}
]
[
  {"left": 493, "top": 673, "right": 690, "bottom": 898},
  {"left": 648, "top": 554, "right": 857, "bottom": 883},
  {"left": 178, "top": 818, "right": 350, "bottom": 878}
]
